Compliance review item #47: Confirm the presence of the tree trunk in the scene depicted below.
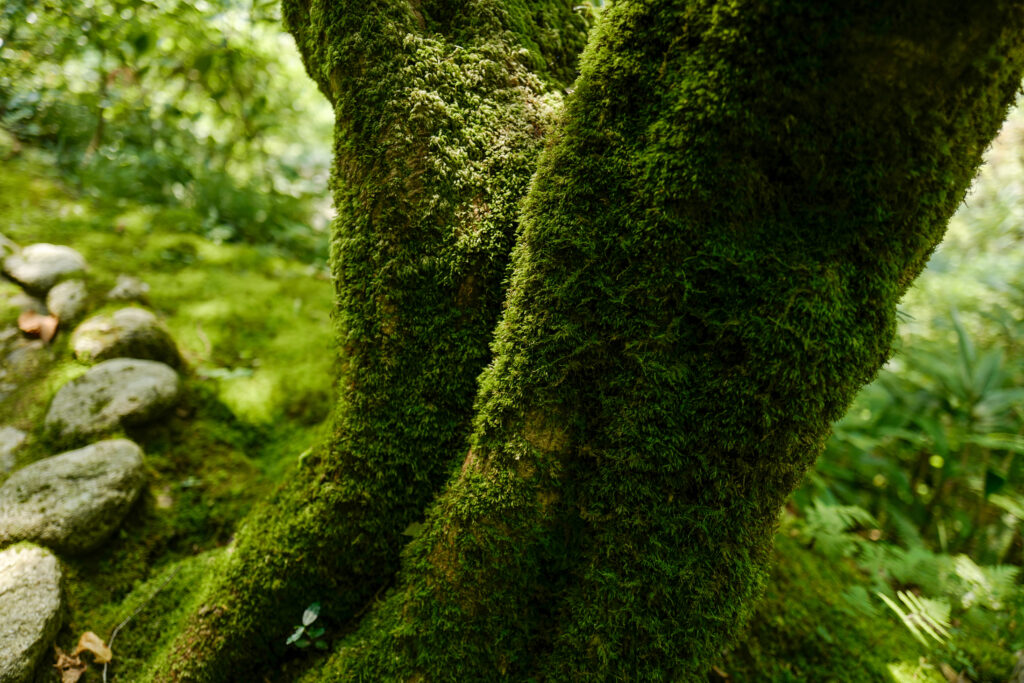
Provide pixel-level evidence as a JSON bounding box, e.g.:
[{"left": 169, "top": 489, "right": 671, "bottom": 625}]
[
  {"left": 155, "top": 1, "right": 589, "bottom": 680},
  {"left": 159, "top": 0, "right": 1024, "bottom": 680}
]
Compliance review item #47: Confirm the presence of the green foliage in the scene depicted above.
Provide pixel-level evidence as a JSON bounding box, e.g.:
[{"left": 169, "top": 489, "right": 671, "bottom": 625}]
[
  {"left": 878, "top": 591, "right": 951, "bottom": 648},
  {"left": 286, "top": 602, "right": 328, "bottom": 650},
  {"left": 786, "top": 105, "right": 1024, "bottom": 680},
  {"left": 800, "top": 498, "right": 878, "bottom": 560},
  {"left": 0, "top": 0, "right": 332, "bottom": 259}
]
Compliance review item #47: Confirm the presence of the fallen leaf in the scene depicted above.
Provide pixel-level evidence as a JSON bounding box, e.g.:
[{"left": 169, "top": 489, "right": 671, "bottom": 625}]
[
  {"left": 73, "top": 630, "right": 113, "bottom": 664},
  {"left": 53, "top": 646, "right": 87, "bottom": 683},
  {"left": 17, "top": 310, "right": 58, "bottom": 343}
]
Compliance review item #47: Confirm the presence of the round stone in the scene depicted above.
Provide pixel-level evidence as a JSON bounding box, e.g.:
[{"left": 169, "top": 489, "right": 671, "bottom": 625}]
[
  {"left": 0, "top": 439, "right": 146, "bottom": 553},
  {"left": 45, "top": 279, "right": 89, "bottom": 323},
  {"left": 71, "top": 307, "right": 181, "bottom": 367},
  {"left": 44, "top": 358, "right": 180, "bottom": 443},
  {"left": 106, "top": 274, "right": 150, "bottom": 302},
  {"left": 2, "top": 243, "right": 86, "bottom": 294},
  {"left": 0, "top": 544, "right": 63, "bottom": 683},
  {"left": 0, "top": 426, "right": 26, "bottom": 472}
]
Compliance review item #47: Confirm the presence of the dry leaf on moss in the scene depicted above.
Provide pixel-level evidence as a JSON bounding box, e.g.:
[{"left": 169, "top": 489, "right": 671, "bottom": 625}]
[
  {"left": 53, "top": 647, "right": 87, "bottom": 683},
  {"left": 17, "top": 310, "right": 58, "bottom": 343},
  {"left": 74, "top": 630, "right": 113, "bottom": 663}
]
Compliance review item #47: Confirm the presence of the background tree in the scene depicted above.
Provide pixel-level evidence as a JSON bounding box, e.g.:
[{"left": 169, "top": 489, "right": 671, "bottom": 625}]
[{"left": 147, "top": 0, "right": 1024, "bottom": 680}]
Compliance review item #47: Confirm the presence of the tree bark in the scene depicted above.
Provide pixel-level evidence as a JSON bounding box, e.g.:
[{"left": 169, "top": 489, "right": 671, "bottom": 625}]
[
  {"left": 160, "top": 0, "right": 1024, "bottom": 680},
  {"left": 155, "top": 1, "right": 588, "bottom": 680}
]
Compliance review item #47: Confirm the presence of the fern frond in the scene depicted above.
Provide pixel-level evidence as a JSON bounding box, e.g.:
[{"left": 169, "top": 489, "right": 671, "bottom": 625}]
[
  {"left": 878, "top": 590, "right": 952, "bottom": 647},
  {"left": 955, "top": 555, "right": 1021, "bottom": 610}
]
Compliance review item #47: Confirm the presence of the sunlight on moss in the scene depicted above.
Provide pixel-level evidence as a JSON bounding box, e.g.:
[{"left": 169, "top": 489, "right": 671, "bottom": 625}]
[
  {"left": 217, "top": 374, "right": 276, "bottom": 424},
  {"left": 887, "top": 660, "right": 945, "bottom": 683}
]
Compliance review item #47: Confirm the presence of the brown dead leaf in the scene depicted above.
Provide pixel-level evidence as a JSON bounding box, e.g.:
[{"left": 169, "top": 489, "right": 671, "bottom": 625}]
[
  {"left": 17, "top": 310, "right": 58, "bottom": 343},
  {"left": 73, "top": 630, "right": 113, "bottom": 664},
  {"left": 53, "top": 646, "right": 87, "bottom": 683}
]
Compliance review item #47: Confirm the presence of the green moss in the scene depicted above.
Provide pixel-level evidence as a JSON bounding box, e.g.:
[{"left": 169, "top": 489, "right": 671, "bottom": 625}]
[
  {"left": 0, "top": 149, "right": 335, "bottom": 678},
  {"left": 298, "top": 1, "right": 1024, "bottom": 681},
  {"left": 0, "top": 152, "right": 334, "bottom": 433},
  {"left": 722, "top": 534, "right": 926, "bottom": 682},
  {"left": 74, "top": 551, "right": 226, "bottom": 683}
]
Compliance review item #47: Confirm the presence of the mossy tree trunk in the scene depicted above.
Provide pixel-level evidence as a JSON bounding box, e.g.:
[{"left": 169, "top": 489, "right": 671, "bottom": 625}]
[
  {"left": 159, "top": 1, "right": 1024, "bottom": 680},
  {"left": 156, "top": 0, "right": 588, "bottom": 679}
]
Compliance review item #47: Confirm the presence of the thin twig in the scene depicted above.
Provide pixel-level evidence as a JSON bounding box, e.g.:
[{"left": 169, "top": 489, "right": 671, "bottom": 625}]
[{"left": 102, "top": 567, "right": 182, "bottom": 683}]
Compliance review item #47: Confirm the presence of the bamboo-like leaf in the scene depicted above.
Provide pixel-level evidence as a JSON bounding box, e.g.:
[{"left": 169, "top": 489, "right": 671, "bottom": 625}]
[{"left": 963, "top": 433, "right": 1024, "bottom": 455}]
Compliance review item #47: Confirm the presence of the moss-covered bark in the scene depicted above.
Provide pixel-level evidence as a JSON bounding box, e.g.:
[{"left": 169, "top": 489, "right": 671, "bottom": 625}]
[
  {"left": 287, "top": 1, "right": 1024, "bottom": 681},
  {"left": 154, "top": 1, "right": 588, "bottom": 680},
  {"left": 151, "top": 0, "right": 1024, "bottom": 680}
]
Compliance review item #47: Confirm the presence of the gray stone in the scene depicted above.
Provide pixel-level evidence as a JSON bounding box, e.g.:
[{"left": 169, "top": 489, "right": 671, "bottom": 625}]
[
  {"left": 4, "top": 341, "right": 48, "bottom": 379},
  {"left": 9, "top": 293, "right": 46, "bottom": 315},
  {"left": 2, "top": 244, "right": 86, "bottom": 294},
  {"left": 0, "top": 326, "right": 19, "bottom": 353},
  {"left": 0, "top": 440, "right": 145, "bottom": 554},
  {"left": 0, "top": 279, "right": 42, "bottom": 324},
  {"left": 106, "top": 274, "right": 150, "bottom": 302},
  {"left": 45, "top": 279, "right": 88, "bottom": 323},
  {"left": 0, "top": 427, "right": 26, "bottom": 472},
  {"left": 71, "top": 307, "right": 181, "bottom": 367},
  {"left": 44, "top": 359, "right": 180, "bottom": 442},
  {"left": 0, "top": 544, "right": 62, "bottom": 683}
]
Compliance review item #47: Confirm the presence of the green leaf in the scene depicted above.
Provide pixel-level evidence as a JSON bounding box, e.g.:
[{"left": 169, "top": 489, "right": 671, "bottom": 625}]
[
  {"left": 132, "top": 31, "right": 150, "bottom": 54},
  {"left": 984, "top": 468, "right": 1006, "bottom": 498},
  {"left": 302, "top": 602, "right": 321, "bottom": 626},
  {"left": 402, "top": 521, "right": 425, "bottom": 538},
  {"left": 286, "top": 626, "right": 305, "bottom": 645},
  {"left": 314, "top": 640, "right": 328, "bottom": 650},
  {"left": 963, "top": 433, "right": 1024, "bottom": 455},
  {"left": 877, "top": 591, "right": 951, "bottom": 647},
  {"left": 951, "top": 309, "right": 975, "bottom": 386},
  {"left": 989, "top": 492, "right": 1024, "bottom": 519},
  {"left": 971, "top": 349, "right": 1005, "bottom": 399}
]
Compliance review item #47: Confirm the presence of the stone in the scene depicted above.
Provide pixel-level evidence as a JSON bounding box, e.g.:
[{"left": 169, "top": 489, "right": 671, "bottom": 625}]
[
  {"left": 4, "top": 340, "right": 48, "bottom": 379},
  {"left": 45, "top": 279, "right": 88, "bottom": 323},
  {"left": 0, "top": 279, "right": 44, "bottom": 324},
  {"left": 106, "top": 274, "right": 150, "bottom": 302},
  {"left": 0, "top": 427, "right": 26, "bottom": 472},
  {"left": 0, "top": 326, "right": 19, "bottom": 352},
  {"left": 44, "top": 359, "right": 180, "bottom": 443},
  {"left": 0, "top": 440, "right": 145, "bottom": 553},
  {"left": 0, "top": 544, "right": 62, "bottom": 683},
  {"left": 71, "top": 307, "right": 181, "bottom": 367},
  {"left": 9, "top": 292, "right": 47, "bottom": 315},
  {"left": 2, "top": 243, "right": 86, "bottom": 294}
]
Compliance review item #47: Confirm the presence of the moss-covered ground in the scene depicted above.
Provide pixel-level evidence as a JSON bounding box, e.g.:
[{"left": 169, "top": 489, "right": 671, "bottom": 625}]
[{"left": 0, "top": 134, "right": 334, "bottom": 679}]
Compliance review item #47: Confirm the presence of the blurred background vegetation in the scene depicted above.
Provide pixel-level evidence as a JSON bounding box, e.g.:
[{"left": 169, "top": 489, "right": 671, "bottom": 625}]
[
  {"left": 1, "top": 0, "right": 333, "bottom": 259},
  {"left": 1, "top": 2, "right": 1023, "bottom": 681}
]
